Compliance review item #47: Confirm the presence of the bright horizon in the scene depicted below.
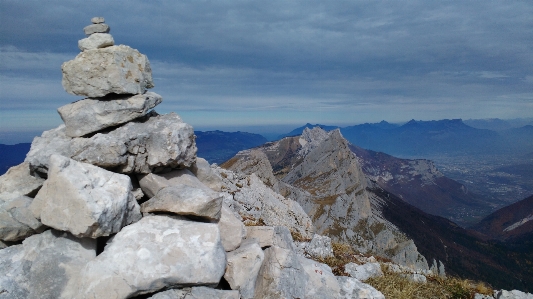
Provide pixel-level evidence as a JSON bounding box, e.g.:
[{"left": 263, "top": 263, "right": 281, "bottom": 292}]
[{"left": 1, "top": 1, "right": 532, "bottom": 143}]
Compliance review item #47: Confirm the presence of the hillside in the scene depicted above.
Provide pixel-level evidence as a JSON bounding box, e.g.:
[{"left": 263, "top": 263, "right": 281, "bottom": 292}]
[
  {"left": 472, "top": 195, "right": 533, "bottom": 242},
  {"left": 350, "top": 145, "right": 493, "bottom": 226},
  {"left": 222, "top": 127, "right": 533, "bottom": 291},
  {"left": 194, "top": 130, "right": 268, "bottom": 164}
]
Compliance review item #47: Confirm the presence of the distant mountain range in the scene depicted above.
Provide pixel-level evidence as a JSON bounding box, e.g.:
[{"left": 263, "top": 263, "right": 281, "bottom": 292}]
[{"left": 279, "top": 119, "right": 533, "bottom": 157}]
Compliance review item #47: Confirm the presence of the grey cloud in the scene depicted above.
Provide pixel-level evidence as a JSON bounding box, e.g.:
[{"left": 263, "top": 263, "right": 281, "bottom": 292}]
[{"left": 0, "top": 0, "right": 532, "bottom": 135}]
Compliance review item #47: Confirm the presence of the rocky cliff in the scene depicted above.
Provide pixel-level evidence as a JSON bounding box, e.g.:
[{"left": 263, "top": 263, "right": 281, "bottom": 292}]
[{"left": 223, "top": 127, "right": 431, "bottom": 271}]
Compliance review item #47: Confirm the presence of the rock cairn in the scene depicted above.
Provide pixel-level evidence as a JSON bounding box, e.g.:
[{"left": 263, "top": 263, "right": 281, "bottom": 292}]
[{"left": 3, "top": 17, "right": 529, "bottom": 299}]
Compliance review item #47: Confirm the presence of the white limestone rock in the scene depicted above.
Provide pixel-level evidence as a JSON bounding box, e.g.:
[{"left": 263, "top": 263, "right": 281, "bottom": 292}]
[
  {"left": 337, "top": 276, "right": 385, "bottom": 299},
  {"left": 344, "top": 262, "right": 384, "bottom": 281},
  {"left": 190, "top": 157, "right": 223, "bottom": 192},
  {"left": 403, "top": 273, "right": 427, "bottom": 283},
  {"left": 30, "top": 155, "right": 141, "bottom": 238},
  {"left": 185, "top": 287, "right": 239, "bottom": 299},
  {"left": 62, "top": 45, "right": 153, "bottom": 97},
  {"left": 245, "top": 225, "right": 295, "bottom": 250},
  {"left": 83, "top": 23, "right": 110, "bottom": 36},
  {"left": 25, "top": 113, "right": 197, "bottom": 174},
  {"left": 0, "top": 229, "right": 96, "bottom": 299},
  {"left": 138, "top": 169, "right": 209, "bottom": 198},
  {"left": 305, "top": 234, "right": 334, "bottom": 258},
  {"left": 0, "top": 196, "right": 44, "bottom": 242},
  {"left": 475, "top": 294, "right": 494, "bottom": 299},
  {"left": 224, "top": 239, "right": 264, "bottom": 299},
  {"left": 218, "top": 204, "right": 246, "bottom": 251},
  {"left": 0, "top": 162, "right": 44, "bottom": 202},
  {"left": 298, "top": 256, "right": 341, "bottom": 299},
  {"left": 141, "top": 184, "right": 222, "bottom": 221},
  {"left": 91, "top": 17, "right": 104, "bottom": 24},
  {"left": 253, "top": 246, "right": 307, "bottom": 299},
  {"left": 58, "top": 92, "right": 162, "bottom": 137},
  {"left": 223, "top": 173, "right": 314, "bottom": 239},
  {"left": 62, "top": 215, "right": 227, "bottom": 299},
  {"left": 494, "top": 290, "right": 533, "bottom": 299},
  {"left": 78, "top": 33, "right": 114, "bottom": 51},
  {"left": 149, "top": 287, "right": 239, "bottom": 299}
]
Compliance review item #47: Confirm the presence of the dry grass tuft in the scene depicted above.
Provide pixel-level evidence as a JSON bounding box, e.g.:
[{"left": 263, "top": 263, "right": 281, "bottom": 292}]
[
  {"left": 366, "top": 264, "right": 493, "bottom": 299},
  {"left": 314, "top": 242, "right": 362, "bottom": 276}
]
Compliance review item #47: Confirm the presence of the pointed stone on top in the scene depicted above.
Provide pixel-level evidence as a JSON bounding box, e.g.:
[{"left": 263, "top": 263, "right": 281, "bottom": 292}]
[{"left": 91, "top": 17, "right": 105, "bottom": 24}]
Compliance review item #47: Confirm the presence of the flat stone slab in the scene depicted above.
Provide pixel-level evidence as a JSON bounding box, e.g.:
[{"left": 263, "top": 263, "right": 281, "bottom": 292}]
[
  {"left": 78, "top": 33, "right": 114, "bottom": 51},
  {"left": 62, "top": 215, "right": 226, "bottom": 299},
  {"left": 30, "top": 155, "right": 141, "bottom": 238},
  {"left": 58, "top": 91, "right": 162, "bottom": 137},
  {"left": 83, "top": 23, "right": 110, "bottom": 35},
  {"left": 141, "top": 184, "right": 222, "bottom": 221},
  {"left": 91, "top": 17, "right": 104, "bottom": 24},
  {"left": 62, "top": 45, "right": 154, "bottom": 97}
]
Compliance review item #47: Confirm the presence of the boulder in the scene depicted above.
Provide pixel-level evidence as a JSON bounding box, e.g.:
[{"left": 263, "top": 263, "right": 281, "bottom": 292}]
[
  {"left": 305, "top": 234, "right": 334, "bottom": 258},
  {"left": 344, "top": 262, "right": 384, "bottom": 281},
  {"left": 83, "top": 23, "right": 110, "bottom": 36},
  {"left": 62, "top": 45, "right": 153, "bottom": 97},
  {"left": 218, "top": 204, "right": 246, "bottom": 251},
  {"left": 78, "top": 33, "right": 114, "bottom": 51},
  {"left": 30, "top": 155, "right": 141, "bottom": 238},
  {"left": 253, "top": 246, "right": 307, "bottom": 299},
  {"left": 138, "top": 169, "right": 208, "bottom": 198},
  {"left": 190, "top": 157, "right": 223, "bottom": 192},
  {"left": 475, "top": 294, "right": 494, "bottom": 299},
  {"left": 141, "top": 184, "right": 222, "bottom": 221},
  {"left": 298, "top": 256, "right": 341, "bottom": 299},
  {"left": 245, "top": 226, "right": 295, "bottom": 250},
  {"left": 337, "top": 276, "right": 385, "bottom": 299},
  {"left": 0, "top": 196, "right": 44, "bottom": 241},
  {"left": 224, "top": 239, "right": 264, "bottom": 299},
  {"left": 25, "top": 113, "right": 197, "bottom": 174},
  {"left": 494, "top": 290, "right": 533, "bottom": 299},
  {"left": 0, "top": 162, "right": 44, "bottom": 201},
  {"left": 0, "top": 229, "right": 96, "bottom": 299},
  {"left": 62, "top": 215, "right": 227, "bottom": 299},
  {"left": 58, "top": 92, "right": 162, "bottom": 137},
  {"left": 91, "top": 17, "right": 105, "bottom": 24}
]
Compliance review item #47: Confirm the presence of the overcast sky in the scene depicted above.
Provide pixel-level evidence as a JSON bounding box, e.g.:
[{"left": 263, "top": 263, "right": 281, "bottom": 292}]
[{"left": 1, "top": 0, "right": 532, "bottom": 142}]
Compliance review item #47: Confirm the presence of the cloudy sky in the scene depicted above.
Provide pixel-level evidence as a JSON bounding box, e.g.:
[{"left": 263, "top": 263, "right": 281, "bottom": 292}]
[{"left": 1, "top": 1, "right": 532, "bottom": 142}]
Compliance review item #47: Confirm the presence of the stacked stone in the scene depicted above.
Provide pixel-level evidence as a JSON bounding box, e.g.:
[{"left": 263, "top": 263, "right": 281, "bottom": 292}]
[{"left": 0, "top": 18, "right": 390, "bottom": 299}]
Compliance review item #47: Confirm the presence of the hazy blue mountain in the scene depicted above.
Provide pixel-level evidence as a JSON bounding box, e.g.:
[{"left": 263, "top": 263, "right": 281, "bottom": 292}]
[
  {"left": 0, "top": 143, "right": 31, "bottom": 175},
  {"left": 464, "top": 118, "right": 514, "bottom": 131},
  {"left": 194, "top": 130, "right": 268, "bottom": 164},
  {"left": 276, "top": 123, "right": 339, "bottom": 139}
]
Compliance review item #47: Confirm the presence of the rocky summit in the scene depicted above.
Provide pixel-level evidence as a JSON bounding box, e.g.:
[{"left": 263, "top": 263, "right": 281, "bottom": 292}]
[{"left": 1, "top": 18, "right": 532, "bottom": 299}]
